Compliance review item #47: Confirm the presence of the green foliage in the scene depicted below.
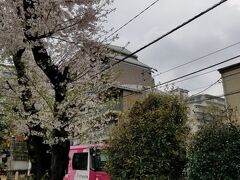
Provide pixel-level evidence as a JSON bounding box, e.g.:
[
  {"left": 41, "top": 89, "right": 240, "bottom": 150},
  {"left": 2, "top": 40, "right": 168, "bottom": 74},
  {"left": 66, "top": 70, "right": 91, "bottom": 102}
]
[
  {"left": 107, "top": 93, "right": 189, "bottom": 180},
  {"left": 188, "top": 121, "right": 240, "bottom": 180},
  {"left": 0, "top": 114, "right": 10, "bottom": 145}
]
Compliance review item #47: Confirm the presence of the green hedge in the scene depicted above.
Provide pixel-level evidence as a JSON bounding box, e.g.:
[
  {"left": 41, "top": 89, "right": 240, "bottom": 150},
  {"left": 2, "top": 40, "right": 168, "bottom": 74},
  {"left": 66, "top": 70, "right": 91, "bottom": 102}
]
[
  {"left": 107, "top": 93, "right": 189, "bottom": 180},
  {"left": 188, "top": 122, "right": 240, "bottom": 180}
]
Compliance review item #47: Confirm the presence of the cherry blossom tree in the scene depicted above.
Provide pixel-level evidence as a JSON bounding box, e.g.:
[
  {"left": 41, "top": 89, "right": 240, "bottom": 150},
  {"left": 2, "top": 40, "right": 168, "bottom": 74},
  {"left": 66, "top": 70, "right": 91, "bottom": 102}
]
[{"left": 0, "top": 0, "right": 115, "bottom": 179}]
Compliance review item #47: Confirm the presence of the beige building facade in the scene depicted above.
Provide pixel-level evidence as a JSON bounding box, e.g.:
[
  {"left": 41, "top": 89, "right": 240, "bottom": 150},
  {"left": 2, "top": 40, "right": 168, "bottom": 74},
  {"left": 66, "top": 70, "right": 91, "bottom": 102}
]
[
  {"left": 82, "top": 45, "right": 156, "bottom": 143},
  {"left": 109, "top": 45, "right": 155, "bottom": 111},
  {"left": 219, "top": 63, "right": 240, "bottom": 121}
]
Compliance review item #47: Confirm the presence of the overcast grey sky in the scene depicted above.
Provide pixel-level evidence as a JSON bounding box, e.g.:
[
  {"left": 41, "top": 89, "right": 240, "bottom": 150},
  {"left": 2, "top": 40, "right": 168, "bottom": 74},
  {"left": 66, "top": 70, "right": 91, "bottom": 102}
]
[{"left": 104, "top": 0, "right": 240, "bottom": 96}]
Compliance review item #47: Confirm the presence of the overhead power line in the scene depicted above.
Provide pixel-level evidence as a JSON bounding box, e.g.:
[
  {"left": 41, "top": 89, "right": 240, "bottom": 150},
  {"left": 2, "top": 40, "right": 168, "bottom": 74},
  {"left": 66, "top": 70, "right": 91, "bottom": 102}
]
[
  {"left": 157, "top": 54, "right": 240, "bottom": 87},
  {"left": 191, "top": 78, "right": 221, "bottom": 96},
  {"left": 172, "top": 68, "right": 240, "bottom": 88},
  {"left": 123, "top": 54, "right": 240, "bottom": 98},
  {"left": 186, "top": 70, "right": 240, "bottom": 95},
  {"left": 104, "top": 0, "right": 161, "bottom": 41},
  {"left": 189, "top": 89, "right": 240, "bottom": 103},
  {"left": 99, "top": 0, "right": 229, "bottom": 75},
  {"left": 189, "top": 83, "right": 222, "bottom": 93},
  {"left": 169, "top": 69, "right": 217, "bottom": 86},
  {"left": 189, "top": 80, "right": 221, "bottom": 92},
  {"left": 189, "top": 71, "right": 240, "bottom": 100},
  {"left": 153, "top": 40, "right": 240, "bottom": 77}
]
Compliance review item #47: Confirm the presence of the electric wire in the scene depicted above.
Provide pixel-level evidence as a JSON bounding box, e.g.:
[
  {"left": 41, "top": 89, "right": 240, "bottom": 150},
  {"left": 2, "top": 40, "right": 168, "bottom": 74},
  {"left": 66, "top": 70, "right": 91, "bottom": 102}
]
[
  {"left": 188, "top": 80, "right": 221, "bottom": 92},
  {"left": 99, "top": 0, "right": 229, "bottom": 75},
  {"left": 189, "top": 89, "right": 240, "bottom": 103},
  {"left": 156, "top": 54, "right": 240, "bottom": 87},
  {"left": 175, "top": 68, "right": 240, "bottom": 90},
  {"left": 153, "top": 40, "right": 240, "bottom": 77},
  {"left": 191, "top": 78, "right": 222, "bottom": 96},
  {"left": 103, "top": 0, "right": 161, "bottom": 41},
  {"left": 122, "top": 54, "right": 240, "bottom": 98},
  {"left": 165, "top": 69, "right": 217, "bottom": 86},
  {"left": 188, "top": 71, "right": 240, "bottom": 96}
]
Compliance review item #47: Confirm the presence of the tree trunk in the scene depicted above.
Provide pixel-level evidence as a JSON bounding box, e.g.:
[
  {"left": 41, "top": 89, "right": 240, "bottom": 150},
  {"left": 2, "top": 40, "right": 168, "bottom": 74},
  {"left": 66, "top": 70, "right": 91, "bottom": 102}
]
[
  {"left": 13, "top": 49, "right": 52, "bottom": 179},
  {"left": 49, "top": 140, "right": 70, "bottom": 180},
  {"left": 27, "top": 135, "right": 51, "bottom": 180},
  {"left": 21, "top": 1, "right": 71, "bottom": 179}
]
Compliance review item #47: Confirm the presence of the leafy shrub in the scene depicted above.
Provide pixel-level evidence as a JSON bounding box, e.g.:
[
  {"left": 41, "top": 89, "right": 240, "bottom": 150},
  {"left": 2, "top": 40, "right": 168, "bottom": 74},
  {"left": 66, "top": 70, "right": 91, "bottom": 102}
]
[
  {"left": 188, "top": 121, "right": 240, "bottom": 180},
  {"left": 107, "top": 93, "right": 189, "bottom": 180}
]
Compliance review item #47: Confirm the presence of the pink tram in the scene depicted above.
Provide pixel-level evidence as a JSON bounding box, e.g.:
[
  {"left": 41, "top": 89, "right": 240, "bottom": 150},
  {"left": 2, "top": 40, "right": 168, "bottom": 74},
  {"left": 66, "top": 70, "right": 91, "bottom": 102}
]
[{"left": 64, "top": 144, "right": 110, "bottom": 180}]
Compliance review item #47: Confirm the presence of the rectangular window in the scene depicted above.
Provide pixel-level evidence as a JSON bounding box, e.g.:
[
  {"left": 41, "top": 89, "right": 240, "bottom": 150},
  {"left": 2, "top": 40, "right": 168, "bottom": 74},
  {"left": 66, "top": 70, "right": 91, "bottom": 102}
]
[
  {"left": 72, "top": 153, "right": 88, "bottom": 170},
  {"left": 90, "top": 149, "right": 108, "bottom": 171}
]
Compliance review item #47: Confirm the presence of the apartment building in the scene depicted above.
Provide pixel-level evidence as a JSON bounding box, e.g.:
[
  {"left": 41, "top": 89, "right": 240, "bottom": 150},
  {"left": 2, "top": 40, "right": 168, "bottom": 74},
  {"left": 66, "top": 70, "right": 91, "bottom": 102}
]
[
  {"left": 218, "top": 62, "right": 240, "bottom": 122},
  {"left": 189, "top": 94, "right": 226, "bottom": 132},
  {"left": 172, "top": 88, "right": 226, "bottom": 132},
  {"left": 75, "top": 45, "right": 156, "bottom": 143},
  {"left": 171, "top": 88, "right": 189, "bottom": 100},
  {"left": 109, "top": 45, "right": 155, "bottom": 112}
]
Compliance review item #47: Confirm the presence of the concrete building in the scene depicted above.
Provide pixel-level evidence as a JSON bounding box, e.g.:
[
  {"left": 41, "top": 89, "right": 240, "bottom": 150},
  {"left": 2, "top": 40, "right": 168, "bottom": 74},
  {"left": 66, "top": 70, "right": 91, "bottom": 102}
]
[
  {"left": 171, "top": 88, "right": 189, "bottom": 100},
  {"left": 189, "top": 94, "right": 226, "bottom": 132},
  {"left": 218, "top": 62, "right": 240, "bottom": 122},
  {"left": 109, "top": 45, "right": 154, "bottom": 86},
  {"left": 77, "top": 45, "right": 156, "bottom": 143},
  {"left": 6, "top": 137, "right": 30, "bottom": 179},
  {"left": 171, "top": 88, "right": 226, "bottom": 132},
  {"left": 109, "top": 45, "right": 155, "bottom": 112}
]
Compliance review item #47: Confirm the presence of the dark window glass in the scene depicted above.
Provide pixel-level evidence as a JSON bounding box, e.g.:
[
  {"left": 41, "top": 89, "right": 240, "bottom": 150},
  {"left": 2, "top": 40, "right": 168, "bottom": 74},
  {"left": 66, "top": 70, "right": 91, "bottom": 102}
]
[
  {"left": 72, "top": 153, "right": 88, "bottom": 170},
  {"left": 94, "top": 154, "right": 108, "bottom": 171},
  {"left": 91, "top": 149, "right": 108, "bottom": 171}
]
